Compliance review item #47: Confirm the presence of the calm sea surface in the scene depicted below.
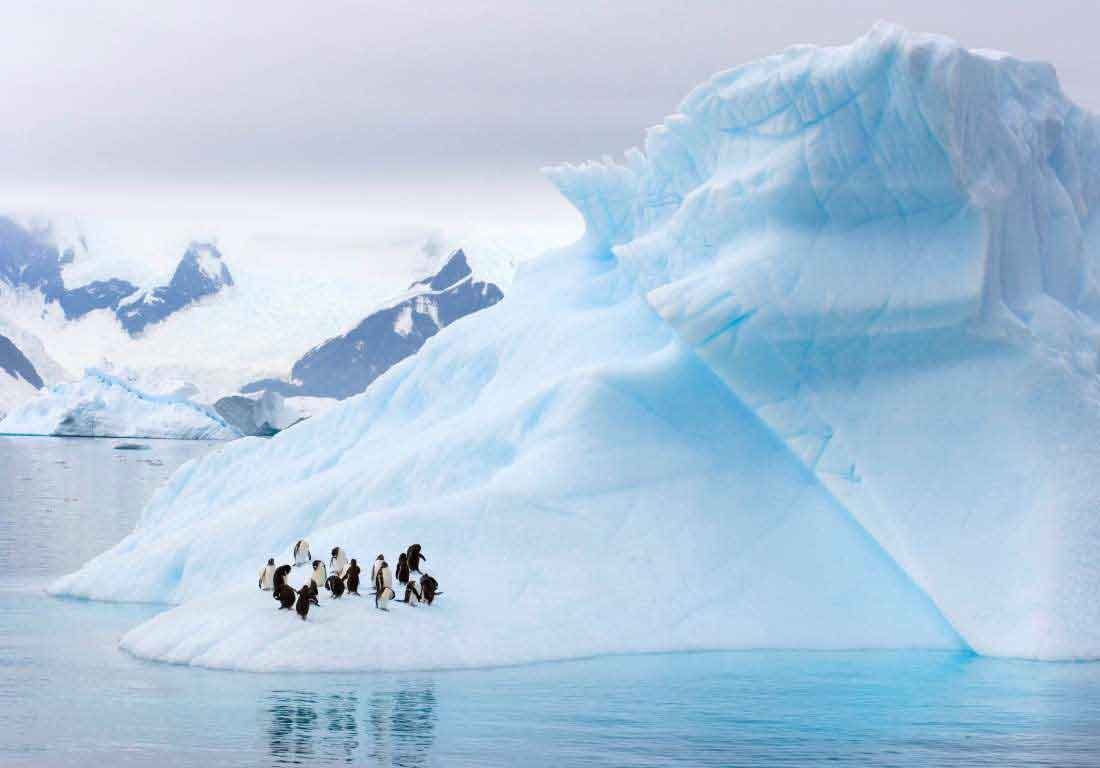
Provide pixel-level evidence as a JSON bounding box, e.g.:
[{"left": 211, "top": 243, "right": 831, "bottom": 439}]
[{"left": 2, "top": 435, "right": 1099, "bottom": 767}]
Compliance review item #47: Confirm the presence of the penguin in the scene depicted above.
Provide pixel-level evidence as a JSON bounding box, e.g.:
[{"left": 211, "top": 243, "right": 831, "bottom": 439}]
[
  {"left": 402, "top": 579, "right": 422, "bottom": 606},
  {"left": 370, "top": 554, "right": 385, "bottom": 585},
  {"left": 293, "top": 539, "right": 312, "bottom": 567},
  {"left": 275, "top": 583, "right": 296, "bottom": 610},
  {"left": 344, "top": 559, "right": 362, "bottom": 595},
  {"left": 374, "top": 559, "right": 395, "bottom": 610},
  {"left": 395, "top": 552, "right": 410, "bottom": 585},
  {"left": 419, "top": 573, "right": 439, "bottom": 606},
  {"left": 272, "top": 564, "right": 292, "bottom": 601},
  {"left": 326, "top": 573, "right": 346, "bottom": 598},
  {"left": 258, "top": 558, "right": 277, "bottom": 591},
  {"left": 330, "top": 547, "right": 349, "bottom": 578},
  {"left": 306, "top": 581, "right": 321, "bottom": 606},
  {"left": 406, "top": 544, "right": 426, "bottom": 574},
  {"left": 295, "top": 584, "right": 313, "bottom": 620},
  {"left": 311, "top": 560, "right": 328, "bottom": 591}
]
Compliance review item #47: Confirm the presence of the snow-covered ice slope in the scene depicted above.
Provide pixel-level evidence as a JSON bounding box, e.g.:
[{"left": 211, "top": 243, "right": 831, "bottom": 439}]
[
  {"left": 0, "top": 368, "right": 240, "bottom": 440},
  {"left": 53, "top": 24, "right": 1100, "bottom": 666},
  {"left": 547, "top": 22, "right": 1100, "bottom": 659}
]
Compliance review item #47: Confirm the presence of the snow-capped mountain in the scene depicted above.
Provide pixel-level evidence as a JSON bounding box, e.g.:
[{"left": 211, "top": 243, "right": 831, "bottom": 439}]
[
  {"left": 116, "top": 243, "right": 234, "bottom": 335},
  {"left": 52, "top": 25, "right": 1100, "bottom": 670},
  {"left": 0, "top": 333, "right": 42, "bottom": 390},
  {"left": 0, "top": 216, "right": 233, "bottom": 336},
  {"left": 0, "top": 320, "right": 68, "bottom": 419},
  {"left": 243, "top": 249, "right": 503, "bottom": 399},
  {"left": 0, "top": 332, "right": 42, "bottom": 418}
]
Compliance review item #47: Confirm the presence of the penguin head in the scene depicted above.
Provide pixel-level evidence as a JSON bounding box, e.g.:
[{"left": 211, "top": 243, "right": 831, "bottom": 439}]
[
  {"left": 267, "top": 558, "right": 275, "bottom": 566},
  {"left": 397, "top": 553, "right": 407, "bottom": 562},
  {"left": 331, "top": 547, "right": 339, "bottom": 557},
  {"left": 350, "top": 558, "right": 357, "bottom": 566}
]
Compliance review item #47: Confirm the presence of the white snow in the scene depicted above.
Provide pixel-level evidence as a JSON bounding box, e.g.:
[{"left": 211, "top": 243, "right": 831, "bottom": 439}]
[
  {"left": 283, "top": 395, "right": 338, "bottom": 421},
  {"left": 193, "top": 244, "right": 224, "bottom": 281},
  {"left": 0, "top": 368, "right": 240, "bottom": 440},
  {"left": 0, "top": 370, "right": 37, "bottom": 421},
  {"left": 50, "top": 24, "right": 1100, "bottom": 669},
  {"left": 393, "top": 306, "right": 414, "bottom": 336}
]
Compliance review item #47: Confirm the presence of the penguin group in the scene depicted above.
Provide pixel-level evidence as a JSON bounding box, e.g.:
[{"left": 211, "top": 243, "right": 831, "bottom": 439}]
[{"left": 258, "top": 540, "right": 441, "bottom": 621}]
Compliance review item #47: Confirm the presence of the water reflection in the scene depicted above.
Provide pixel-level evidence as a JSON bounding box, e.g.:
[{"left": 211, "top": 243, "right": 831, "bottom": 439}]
[{"left": 266, "top": 683, "right": 435, "bottom": 766}]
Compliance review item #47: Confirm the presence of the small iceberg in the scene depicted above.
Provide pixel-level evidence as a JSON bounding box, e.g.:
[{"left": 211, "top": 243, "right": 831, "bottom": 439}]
[{"left": 0, "top": 369, "right": 241, "bottom": 441}]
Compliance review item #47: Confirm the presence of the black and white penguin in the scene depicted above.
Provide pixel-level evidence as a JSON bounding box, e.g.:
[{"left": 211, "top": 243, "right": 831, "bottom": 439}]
[
  {"left": 293, "top": 539, "right": 312, "bottom": 567},
  {"left": 395, "top": 553, "right": 410, "bottom": 585},
  {"left": 344, "top": 559, "right": 362, "bottom": 595},
  {"left": 406, "top": 544, "right": 426, "bottom": 574},
  {"left": 420, "top": 573, "right": 439, "bottom": 606},
  {"left": 330, "top": 547, "right": 349, "bottom": 578},
  {"left": 370, "top": 554, "right": 385, "bottom": 585},
  {"left": 326, "top": 573, "right": 346, "bottom": 598},
  {"left": 258, "top": 558, "right": 277, "bottom": 591},
  {"left": 306, "top": 582, "right": 321, "bottom": 606},
  {"left": 311, "top": 560, "right": 328, "bottom": 591},
  {"left": 275, "top": 583, "right": 296, "bottom": 610},
  {"left": 295, "top": 585, "right": 313, "bottom": 620},
  {"left": 402, "top": 579, "right": 422, "bottom": 607},
  {"left": 272, "top": 564, "right": 292, "bottom": 601},
  {"left": 374, "top": 559, "right": 394, "bottom": 610}
]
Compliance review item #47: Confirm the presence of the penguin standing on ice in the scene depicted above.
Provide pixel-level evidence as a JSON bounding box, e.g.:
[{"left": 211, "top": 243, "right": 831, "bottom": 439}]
[
  {"left": 258, "top": 558, "right": 277, "bottom": 590},
  {"left": 395, "top": 553, "right": 410, "bottom": 585},
  {"left": 344, "top": 559, "right": 362, "bottom": 595},
  {"left": 295, "top": 585, "right": 313, "bottom": 620},
  {"left": 293, "top": 540, "right": 312, "bottom": 567},
  {"left": 330, "top": 547, "right": 349, "bottom": 578},
  {"left": 326, "top": 573, "right": 346, "bottom": 598},
  {"left": 402, "top": 579, "right": 422, "bottom": 606},
  {"left": 406, "top": 544, "right": 426, "bottom": 574},
  {"left": 272, "top": 564, "right": 292, "bottom": 602},
  {"left": 419, "top": 573, "right": 439, "bottom": 606},
  {"left": 311, "top": 560, "right": 328, "bottom": 591},
  {"left": 371, "top": 554, "right": 385, "bottom": 586},
  {"left": 374, "top": 558, "right": 395, "bottom": 610},
  {"left": 275, "top": 582, "right": 296, "bottom": 610}
]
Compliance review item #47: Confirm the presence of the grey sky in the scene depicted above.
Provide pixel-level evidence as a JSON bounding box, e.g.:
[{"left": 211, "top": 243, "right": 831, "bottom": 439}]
[{"left": 3, "top": 1, "right": 1100, "bottom": 190}]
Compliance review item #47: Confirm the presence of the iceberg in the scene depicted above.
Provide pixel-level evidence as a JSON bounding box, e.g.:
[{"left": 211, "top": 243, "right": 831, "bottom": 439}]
[
  {"left": 213, "top": 390, "right": 314, "bottom": 436},
  {"left": 53, "top": 24, "right": 1100, "bottom": 667},
  {"left": 0, "top": 368, "right": 240, "bottom": 440}
]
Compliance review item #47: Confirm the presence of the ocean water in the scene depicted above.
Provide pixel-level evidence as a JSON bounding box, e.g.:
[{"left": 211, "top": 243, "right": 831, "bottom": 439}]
[{"left": 2, "top": 435, "right": 1100, "bottom": 767}]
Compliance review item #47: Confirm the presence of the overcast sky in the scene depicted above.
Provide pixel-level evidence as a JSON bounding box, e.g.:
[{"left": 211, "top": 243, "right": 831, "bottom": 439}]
[{"left": 3, "top": 1, "right": 1100, "bottom": 202}]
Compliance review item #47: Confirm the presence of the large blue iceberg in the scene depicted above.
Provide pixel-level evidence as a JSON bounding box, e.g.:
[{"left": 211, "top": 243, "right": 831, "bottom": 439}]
[{"left": 53, "top": 24, "right": 1100, "bottom": 668}]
